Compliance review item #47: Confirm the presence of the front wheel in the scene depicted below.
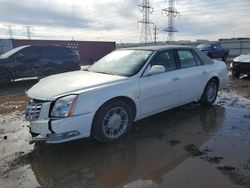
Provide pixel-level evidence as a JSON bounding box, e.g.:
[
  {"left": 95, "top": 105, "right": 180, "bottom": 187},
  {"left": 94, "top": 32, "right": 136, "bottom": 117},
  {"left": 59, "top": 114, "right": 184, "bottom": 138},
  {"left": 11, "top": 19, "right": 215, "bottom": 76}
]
[
  {"left": 200, "top": 79, "right": 218, "bottom": 106},
  {"left": 92, "top": 100, "right": 133, "bottom": 143}
]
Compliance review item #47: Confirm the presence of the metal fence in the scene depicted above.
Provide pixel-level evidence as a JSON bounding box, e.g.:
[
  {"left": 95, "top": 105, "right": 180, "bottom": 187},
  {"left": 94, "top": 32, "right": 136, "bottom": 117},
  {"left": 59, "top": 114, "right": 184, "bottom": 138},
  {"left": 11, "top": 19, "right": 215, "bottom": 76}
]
[{"left": 220, "top": 39, "right": 250, "bottom": 56}]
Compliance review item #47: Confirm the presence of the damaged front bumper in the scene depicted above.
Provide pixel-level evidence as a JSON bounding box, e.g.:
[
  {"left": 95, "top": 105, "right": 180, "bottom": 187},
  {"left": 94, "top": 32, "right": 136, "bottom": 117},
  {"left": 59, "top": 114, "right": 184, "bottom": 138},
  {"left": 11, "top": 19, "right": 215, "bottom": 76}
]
[
  {"left": 29, "top": 130, "right": 81, "bottom": 144},
  {"left": 28, "top": 113, "right": 94, "bottom": 144},
  {"left": 26, "top": 98, "right": 94, "bottom": 144}
]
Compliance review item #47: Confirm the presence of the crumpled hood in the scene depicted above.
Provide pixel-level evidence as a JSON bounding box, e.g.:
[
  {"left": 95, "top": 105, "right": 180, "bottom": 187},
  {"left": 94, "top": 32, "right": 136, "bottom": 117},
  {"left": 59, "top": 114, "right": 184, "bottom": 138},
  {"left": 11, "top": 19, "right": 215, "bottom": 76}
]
[
  {"left": 233, "top": 54, "right": 250, "bottom": 63},
  {"left": 27, "top": 70, "right": 127, "bottom": 100}
]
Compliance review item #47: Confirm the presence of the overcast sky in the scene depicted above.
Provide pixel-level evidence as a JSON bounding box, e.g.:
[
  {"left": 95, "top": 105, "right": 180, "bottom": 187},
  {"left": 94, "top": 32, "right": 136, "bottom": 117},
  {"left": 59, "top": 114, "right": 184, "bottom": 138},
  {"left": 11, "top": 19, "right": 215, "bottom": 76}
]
[{"left": 0, "top": 0, "right": 249, "bottom": 42}]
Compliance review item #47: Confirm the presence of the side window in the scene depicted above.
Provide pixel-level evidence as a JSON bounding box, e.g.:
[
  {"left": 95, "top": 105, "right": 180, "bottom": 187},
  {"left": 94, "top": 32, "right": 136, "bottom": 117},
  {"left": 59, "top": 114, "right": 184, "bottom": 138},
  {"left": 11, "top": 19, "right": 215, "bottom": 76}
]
[
  {"left": 193, "top": 51, "right": 202, "bottom": 65},
  {"left": 151, "top": 50, "right": 176, "bottom": 72},
  {"left": 16, "top": 47, "right": 38, "bottom": 58},
  {"left": 42, "top": 47, "right": 58, "bottom": 57},
  {"left": 42, "top": 46, "right": 72, "bottom": 57},
  {"left": 177, "top": 50, "right": 197, "bottom": 68}
]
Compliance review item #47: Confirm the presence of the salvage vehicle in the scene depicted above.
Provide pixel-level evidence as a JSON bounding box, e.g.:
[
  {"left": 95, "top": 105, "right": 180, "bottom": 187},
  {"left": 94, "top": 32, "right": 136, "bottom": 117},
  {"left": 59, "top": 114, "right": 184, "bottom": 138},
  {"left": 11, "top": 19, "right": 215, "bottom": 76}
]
[
  {"left": 0, "top": 45, "right": 80, "bottom": 87},
  {"left": 25, "top": 45, "right": 228, "bottom": 143},
  {"left": 197, "top": 42, "right": 229, "bottom": 61},
  {"left": 230, "top": 51, "right": 250, "bottom": 77}
]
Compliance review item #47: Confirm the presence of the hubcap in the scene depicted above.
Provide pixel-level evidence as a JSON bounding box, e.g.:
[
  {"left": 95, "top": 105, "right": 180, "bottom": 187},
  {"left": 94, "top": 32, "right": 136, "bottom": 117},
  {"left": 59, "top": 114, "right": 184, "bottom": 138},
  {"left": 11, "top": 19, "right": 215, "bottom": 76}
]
[
  {"left": 103, "top": 107, "right": 129, "bottom": 139},
  {"left": 206, "top": 82, "right": 217, "bottom": 102}
]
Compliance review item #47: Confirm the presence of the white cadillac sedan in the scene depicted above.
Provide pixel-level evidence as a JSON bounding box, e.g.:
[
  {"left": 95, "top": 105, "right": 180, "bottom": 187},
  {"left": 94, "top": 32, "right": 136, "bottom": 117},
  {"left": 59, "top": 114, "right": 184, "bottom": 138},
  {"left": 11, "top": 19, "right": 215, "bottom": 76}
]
[{"left": 26, "top": 45, "right": 228, "bottom": 143}]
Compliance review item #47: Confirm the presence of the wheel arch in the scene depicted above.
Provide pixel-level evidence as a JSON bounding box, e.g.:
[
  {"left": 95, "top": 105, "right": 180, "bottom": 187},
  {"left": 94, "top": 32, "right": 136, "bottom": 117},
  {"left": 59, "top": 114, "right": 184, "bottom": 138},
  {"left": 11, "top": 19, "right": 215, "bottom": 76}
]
[
  {"left": 201, "top": 76, "right": 219, "bottom": 98},
  {"left": 94, "top": 96, "right": 137, "bottom": 120},
  {"left": 210, "top": 76, "right": 219, "bottom": 86}
]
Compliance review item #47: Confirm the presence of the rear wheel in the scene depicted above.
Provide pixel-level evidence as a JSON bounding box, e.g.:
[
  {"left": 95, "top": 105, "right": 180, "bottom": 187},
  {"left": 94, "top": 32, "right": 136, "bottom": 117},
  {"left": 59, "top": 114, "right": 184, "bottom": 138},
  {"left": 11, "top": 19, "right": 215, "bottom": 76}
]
[
  {"left": 200, "top": 79, "right": 218, "bottom": 106},
  {"left": 92, "top": 100, "right": 133, "bottom": 143},
  {"left": 0, "top": 69, "right": 12, "bottom": 87}
]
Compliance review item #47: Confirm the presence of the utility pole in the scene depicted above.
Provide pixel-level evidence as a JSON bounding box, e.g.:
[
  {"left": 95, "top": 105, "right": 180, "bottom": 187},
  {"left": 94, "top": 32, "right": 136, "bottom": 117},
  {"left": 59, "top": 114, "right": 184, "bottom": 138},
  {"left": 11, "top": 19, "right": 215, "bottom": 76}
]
[
  {"left": 24, "top": 25, "right": 32, "bottom": 39},
  {"left": 4, "top": 24, "right": 14, "bottom": 39},
  {"left": 162, "top": 0, "right": 179, "bottom": 43},
  {"left": 138, "top": 0, "right": 154, "bottom": 44},
  {"left": 153, "top": 25, "right": 158, "bottom": 44}
]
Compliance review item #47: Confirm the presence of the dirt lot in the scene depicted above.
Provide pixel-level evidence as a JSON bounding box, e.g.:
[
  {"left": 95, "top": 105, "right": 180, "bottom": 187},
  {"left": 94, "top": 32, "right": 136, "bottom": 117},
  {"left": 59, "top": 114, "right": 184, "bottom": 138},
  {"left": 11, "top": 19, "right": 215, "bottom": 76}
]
[{"left": 0, "top": 73, "right": 249, "bottom": 188}]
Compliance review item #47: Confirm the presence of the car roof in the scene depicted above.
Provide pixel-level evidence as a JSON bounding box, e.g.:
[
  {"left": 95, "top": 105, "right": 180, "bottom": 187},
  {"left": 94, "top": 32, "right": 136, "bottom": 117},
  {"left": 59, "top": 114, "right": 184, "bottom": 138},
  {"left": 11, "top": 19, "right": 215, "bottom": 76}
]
[
  {"left": 121, "top": 44, "right": 213, "bottom": 65},
  {"left": 122, "top": 45, "right": 195, "bottom": 52}
]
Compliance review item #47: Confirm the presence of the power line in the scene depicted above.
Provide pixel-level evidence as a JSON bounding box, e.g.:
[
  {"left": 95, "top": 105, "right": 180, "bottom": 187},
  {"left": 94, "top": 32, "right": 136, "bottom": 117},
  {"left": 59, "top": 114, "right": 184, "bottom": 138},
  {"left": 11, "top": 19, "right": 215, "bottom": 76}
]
[
  {"left": 153, "top": 25, "right": 159, "bottom": 43},
  {"left": 4, "top": 24, "right": 14, "bottom": 39},
  {"left": 24, "top": 25, "right": 32, "bottom": 39},
  {"left": 138, "top": 0, "right": 154, "bottom": 43},
  {"left": 162, "top": 0, "right": 180, "bottom": 43}
]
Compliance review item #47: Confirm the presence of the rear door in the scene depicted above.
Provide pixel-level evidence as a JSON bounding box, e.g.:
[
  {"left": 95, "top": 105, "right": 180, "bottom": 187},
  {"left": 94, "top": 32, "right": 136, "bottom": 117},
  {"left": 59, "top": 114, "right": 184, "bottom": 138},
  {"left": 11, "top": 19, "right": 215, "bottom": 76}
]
[
  {"left": 41, "top": 46, "right": 62, "bottom": 76},
  {"left": 139, "top": 50, "right": 182, "bottom": 116},
  {"left": 175, "top": 49, "right": 208, "bottom": 103}
]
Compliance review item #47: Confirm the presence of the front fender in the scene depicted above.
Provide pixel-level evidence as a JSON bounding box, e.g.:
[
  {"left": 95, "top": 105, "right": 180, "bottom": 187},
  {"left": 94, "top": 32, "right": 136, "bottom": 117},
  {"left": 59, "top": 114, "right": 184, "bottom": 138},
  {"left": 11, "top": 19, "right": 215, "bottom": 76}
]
[{"left": 73, "top": 78, "right": 140, "bottom": 118}]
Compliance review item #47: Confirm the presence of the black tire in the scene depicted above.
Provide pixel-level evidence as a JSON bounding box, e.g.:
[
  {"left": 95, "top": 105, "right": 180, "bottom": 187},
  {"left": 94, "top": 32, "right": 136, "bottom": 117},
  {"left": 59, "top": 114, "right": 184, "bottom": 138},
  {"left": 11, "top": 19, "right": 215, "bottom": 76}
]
[
  {"left": 232, "top": 71, "right": 240, "bottom": 78},
  {"left": 0, "top": 69, "right": 12, "bottom": 87},
  {"left": 200, "top": 79, "right": 218, "bottom": 106},
  {"left": 222, "top": 53, "right": 228, "bottom": 61},
  {"left": 92, "top": 100, "right": 133, "bottom": 143}
]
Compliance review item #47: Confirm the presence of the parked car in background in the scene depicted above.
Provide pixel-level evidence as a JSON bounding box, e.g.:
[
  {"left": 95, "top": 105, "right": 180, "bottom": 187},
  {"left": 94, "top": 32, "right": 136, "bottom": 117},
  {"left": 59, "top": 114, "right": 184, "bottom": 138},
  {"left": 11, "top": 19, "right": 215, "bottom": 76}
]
[
  {"left": 230, "top": 51, "right": 250, "bottom": 77},
  {"left": 26, "top": 45, "right": 228, "bottom": 144},
  {"left": 197, "top": 42, "right": 229, "bottom": 61},
  {"left": 0, "top": 45, "right": 80, "bottom": 87}
]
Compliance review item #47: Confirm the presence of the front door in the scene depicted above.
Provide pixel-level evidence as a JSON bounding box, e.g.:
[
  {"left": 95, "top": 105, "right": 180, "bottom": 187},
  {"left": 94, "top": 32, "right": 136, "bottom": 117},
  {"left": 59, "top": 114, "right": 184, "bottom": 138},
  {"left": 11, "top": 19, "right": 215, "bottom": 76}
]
[
  {"left": 14, "top": 46, "right": 42, "bottom": 78},
  {"left": 139, "top": 50, "right": 182, "bottom": 116}
]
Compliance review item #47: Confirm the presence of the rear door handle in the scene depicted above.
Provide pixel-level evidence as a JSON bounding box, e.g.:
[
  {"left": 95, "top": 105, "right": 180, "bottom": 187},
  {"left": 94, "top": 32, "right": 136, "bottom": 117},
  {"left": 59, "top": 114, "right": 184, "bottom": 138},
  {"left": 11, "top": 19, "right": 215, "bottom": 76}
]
[
  {"left": 172, "top": 77, "right": 179, "bottom": 81},
  {"left": 202, "top": 71, "right": 207, "bottom": 74}
]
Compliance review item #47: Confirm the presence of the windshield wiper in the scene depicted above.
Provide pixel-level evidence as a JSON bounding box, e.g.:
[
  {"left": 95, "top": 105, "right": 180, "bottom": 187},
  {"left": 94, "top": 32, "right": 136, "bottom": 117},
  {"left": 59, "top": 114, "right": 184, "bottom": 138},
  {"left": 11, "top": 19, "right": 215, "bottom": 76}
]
[{"left": 93, "top": 71, "right": 113, "bottom": 75}]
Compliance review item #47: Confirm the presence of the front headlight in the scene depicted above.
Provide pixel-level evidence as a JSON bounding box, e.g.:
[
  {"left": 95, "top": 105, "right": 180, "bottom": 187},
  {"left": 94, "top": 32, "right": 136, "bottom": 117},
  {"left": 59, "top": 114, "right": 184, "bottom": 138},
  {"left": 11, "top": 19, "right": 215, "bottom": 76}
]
[{"left": 51, "top": 95, "right": 78, "bottom": 117}]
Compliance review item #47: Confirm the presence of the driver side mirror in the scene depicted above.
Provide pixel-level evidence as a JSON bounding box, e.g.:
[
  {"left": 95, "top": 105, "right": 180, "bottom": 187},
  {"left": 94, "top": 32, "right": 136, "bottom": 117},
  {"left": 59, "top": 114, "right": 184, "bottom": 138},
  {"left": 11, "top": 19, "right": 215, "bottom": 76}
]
[{"left": 149, "top": 65, "right": 165, "bottom": 75}]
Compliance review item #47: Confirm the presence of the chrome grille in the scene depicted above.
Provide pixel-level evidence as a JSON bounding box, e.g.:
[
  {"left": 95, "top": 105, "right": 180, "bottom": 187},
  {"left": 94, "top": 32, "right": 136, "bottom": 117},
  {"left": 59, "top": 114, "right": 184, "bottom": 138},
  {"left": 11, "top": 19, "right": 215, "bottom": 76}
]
[{"left": 25, "top": 99, "right": 43, "bottom": 121}]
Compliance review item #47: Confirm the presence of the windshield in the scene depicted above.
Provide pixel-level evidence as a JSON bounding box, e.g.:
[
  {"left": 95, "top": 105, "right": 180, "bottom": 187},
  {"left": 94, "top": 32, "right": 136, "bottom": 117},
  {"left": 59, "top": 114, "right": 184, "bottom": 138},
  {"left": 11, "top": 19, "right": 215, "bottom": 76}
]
[
  {"left": 87, "top": 49, "right": 153, "bottom": 77},
  {"left": 197, "top": 44, "right": 210, "bottom": 49},
  {"left": 0, "top": 46, "right": 29, "bottom": 59}
]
